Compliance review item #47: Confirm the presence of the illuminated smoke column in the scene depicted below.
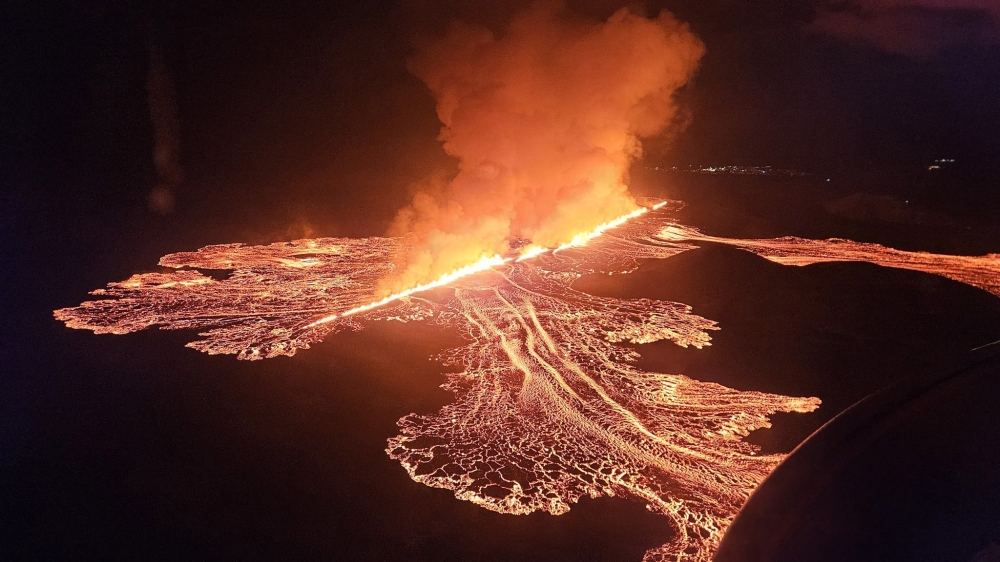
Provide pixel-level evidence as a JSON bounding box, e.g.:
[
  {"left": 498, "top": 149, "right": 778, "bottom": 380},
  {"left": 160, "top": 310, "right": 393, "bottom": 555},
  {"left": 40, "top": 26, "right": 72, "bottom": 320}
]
[
  {"left": 386, "top": 4, "right": 704, "bottom": 293},
  {"left": 54, "top": 209, "right": 1000, "bottom": 561}
]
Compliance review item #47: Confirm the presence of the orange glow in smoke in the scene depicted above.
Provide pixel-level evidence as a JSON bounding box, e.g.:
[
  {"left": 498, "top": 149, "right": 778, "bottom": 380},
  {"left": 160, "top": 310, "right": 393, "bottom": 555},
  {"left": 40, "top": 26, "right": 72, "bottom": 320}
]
[
  {"left": 49, "top": 3, "right": 1000, "bottom": 557},
  {"left": 384, "top": 4, "right": 705, "bottom": 294}
]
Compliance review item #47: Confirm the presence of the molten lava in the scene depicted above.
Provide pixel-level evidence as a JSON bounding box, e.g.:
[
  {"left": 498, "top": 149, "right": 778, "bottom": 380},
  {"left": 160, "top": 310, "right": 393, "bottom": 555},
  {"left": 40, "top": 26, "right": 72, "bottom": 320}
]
[
  {"left": 307, "top": 254, "right": 510, "bottom": 328},
  {"left": 54, "top": 206, "right": 1000, "bottom": 561},
  {"left": 660, "top": 224, "right": 1000, "bottom": 298}
]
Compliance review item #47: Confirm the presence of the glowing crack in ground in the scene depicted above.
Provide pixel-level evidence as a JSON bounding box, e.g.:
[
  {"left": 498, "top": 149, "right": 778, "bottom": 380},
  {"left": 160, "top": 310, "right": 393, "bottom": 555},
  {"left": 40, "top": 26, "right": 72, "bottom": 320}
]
[{"left": 55, "top": 207, "right": 1000, "bottom": 561}]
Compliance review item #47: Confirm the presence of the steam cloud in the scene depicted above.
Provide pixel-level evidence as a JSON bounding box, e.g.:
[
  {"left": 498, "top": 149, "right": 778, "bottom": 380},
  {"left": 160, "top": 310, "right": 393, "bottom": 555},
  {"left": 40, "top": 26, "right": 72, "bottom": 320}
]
[{"left": 383, "top": 3, "right": 704, "bottom": 293}]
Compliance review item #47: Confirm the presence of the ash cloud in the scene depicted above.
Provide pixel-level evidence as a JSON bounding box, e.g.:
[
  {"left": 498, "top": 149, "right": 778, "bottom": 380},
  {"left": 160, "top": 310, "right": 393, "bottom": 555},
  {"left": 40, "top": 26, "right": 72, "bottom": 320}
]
[
  {"left": 809, "top": 0, "right": 1000, "bottom": 55},
  {"left": 383, "top": 2, "right": 703, "bottom": 293}
]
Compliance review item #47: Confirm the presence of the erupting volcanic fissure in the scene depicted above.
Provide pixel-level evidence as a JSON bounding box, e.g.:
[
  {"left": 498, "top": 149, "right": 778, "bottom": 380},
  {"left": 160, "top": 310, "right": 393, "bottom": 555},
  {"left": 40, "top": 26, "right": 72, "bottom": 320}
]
[
  {"left": 55, "top": 202, "right": 1000, "bottom": 561},
  {"left": 383, "top": 3, "right": 705, "bottom": 294},
  {"left": 49, "top": 5, "right": 1000, "bottom": 560}
]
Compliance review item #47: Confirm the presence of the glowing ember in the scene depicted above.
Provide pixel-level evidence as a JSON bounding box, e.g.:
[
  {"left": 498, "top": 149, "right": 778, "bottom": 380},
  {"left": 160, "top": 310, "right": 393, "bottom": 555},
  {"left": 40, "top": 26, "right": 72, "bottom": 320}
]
[
  {"left": 53, "top": 208, "right": 1000, "bottom": 561},
  {"left": 384, "top": 5, "right": 705, "bottom": 293}
]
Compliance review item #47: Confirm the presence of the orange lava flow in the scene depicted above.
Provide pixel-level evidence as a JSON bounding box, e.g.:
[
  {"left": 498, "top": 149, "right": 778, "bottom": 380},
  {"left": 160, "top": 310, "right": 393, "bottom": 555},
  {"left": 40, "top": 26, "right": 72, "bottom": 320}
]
[
  {"left": 659, "top": 224, "right": 1000, "bottom": 298},
  {"left": 305, "top": 254, "right": 510, "bottom": 328},
  {"left": 53, "top": 208, "right": 1000, "bottom": 561}
]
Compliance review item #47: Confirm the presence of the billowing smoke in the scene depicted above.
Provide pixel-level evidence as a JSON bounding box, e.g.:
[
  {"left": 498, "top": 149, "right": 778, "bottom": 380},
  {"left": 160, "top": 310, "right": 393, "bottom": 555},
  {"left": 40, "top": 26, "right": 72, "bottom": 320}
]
[{"left": 382, "top": 3, "right": 703, "bottom": 293}]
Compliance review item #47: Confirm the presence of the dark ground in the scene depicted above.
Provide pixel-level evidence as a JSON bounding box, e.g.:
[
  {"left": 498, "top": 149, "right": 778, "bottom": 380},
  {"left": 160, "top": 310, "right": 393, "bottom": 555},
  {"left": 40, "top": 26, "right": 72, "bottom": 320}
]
[
  {"left": 4, "top": 1, "right": 1000, "bottom": 559},
  {"left": 716, "top": 349, "right": 1000, "bottom": 562},
  {"left": 4, "top": 170, "right": 1000, "bottom": 561}
]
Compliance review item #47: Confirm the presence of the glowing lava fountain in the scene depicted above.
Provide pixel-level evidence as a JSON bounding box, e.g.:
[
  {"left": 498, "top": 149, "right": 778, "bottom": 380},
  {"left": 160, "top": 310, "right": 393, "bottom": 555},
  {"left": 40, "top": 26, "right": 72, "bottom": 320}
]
[{"left": 55, "top": 205, "right": 1000, "bottom": 561}]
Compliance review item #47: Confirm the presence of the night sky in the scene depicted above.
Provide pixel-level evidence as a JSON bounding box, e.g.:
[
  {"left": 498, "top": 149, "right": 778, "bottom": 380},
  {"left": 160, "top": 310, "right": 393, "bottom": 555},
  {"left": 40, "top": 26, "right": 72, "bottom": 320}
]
[
  {"left": 4, "top": 0, "right": 999, "bottom": 232},
  {"left": 3, "top": 1, "right": 999, "bottom": 560}
]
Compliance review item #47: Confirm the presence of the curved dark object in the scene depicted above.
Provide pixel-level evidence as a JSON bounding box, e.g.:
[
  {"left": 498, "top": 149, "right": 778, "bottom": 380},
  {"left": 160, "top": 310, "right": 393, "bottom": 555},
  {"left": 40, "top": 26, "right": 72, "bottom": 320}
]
[{"left": 715, "top": 352, "right": 1000, "bottom": 562}]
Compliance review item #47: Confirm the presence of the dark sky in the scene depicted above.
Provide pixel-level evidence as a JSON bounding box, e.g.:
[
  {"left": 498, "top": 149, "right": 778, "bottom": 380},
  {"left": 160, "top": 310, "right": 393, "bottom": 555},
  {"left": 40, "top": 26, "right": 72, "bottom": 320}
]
[
  {"left": 2, "top": 3, "right": 998, "bottom": 559},
  {"left": 3, "top": 0, "right": 999, "bottom": 237}
]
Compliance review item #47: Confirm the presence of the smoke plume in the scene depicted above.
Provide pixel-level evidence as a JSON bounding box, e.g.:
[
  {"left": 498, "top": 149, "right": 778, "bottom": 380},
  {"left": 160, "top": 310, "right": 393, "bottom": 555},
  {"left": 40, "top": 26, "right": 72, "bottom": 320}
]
[{"left": 383, "top": 3, "right": 703, "bottom": 293}]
